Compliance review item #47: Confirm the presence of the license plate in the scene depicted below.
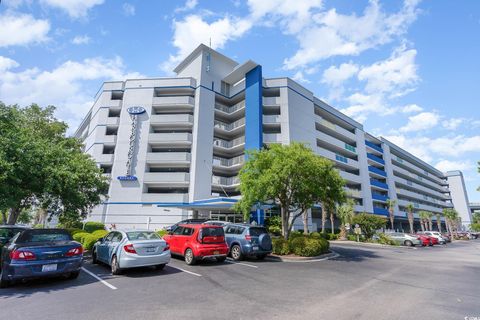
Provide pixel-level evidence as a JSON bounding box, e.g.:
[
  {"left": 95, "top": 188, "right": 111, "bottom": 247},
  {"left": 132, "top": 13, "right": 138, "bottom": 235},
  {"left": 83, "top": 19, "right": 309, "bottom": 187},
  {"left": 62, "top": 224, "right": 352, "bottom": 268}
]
[
  {"left": 146, "top": 247, "right": 156, "bottom": 253},
  {"left": 253, "top": 246, "right": 259, "bottom": 251},
  {"left": 42, "top": 264, "right": 57, "bottom": 272},
  {"left": 213, "top": 250, "right": 219, "bottom": 255}
]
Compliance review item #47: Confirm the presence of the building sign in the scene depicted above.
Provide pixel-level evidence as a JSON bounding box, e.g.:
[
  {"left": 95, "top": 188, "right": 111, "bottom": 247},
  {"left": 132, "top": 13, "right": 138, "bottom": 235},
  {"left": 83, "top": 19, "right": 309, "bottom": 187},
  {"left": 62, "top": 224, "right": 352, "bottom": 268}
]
[{"left": 117, "top": 106, "right": 146, "bottom": 181}]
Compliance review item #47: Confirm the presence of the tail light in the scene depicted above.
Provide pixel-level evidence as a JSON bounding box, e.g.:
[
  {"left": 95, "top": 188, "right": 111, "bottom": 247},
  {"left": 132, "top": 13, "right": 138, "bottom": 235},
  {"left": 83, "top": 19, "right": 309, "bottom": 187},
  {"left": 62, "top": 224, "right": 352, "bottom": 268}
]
[
  {"left": 123, "top": 244, "right": 137, "bottom": 254},
  {"left": 245, "top": 235, "right": 252, "bottom": 241},
  {"left": 163, "top": 244, "right": 170, "bottom": 252},
  {"left": 10, "top": 250, "right": 36, "bottom": 260},
  {"left": 66, "top": 246, "right": 83, "bottom": 257}
]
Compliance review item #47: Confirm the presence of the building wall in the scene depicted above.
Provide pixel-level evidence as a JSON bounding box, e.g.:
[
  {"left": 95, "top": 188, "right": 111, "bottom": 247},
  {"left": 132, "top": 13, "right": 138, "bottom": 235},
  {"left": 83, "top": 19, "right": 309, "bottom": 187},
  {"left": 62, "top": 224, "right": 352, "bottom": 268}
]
[{"left": 447, "top": 171, "right": 472, "bottom": 229}]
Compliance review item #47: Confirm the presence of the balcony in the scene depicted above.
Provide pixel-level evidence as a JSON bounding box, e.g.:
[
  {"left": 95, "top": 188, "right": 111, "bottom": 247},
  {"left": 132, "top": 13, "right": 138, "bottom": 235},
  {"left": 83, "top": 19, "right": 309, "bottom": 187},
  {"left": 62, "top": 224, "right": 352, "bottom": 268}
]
[
  {"left": 392, "top": 156, "right": 446, "bottom": 186},
  {"left": 315, "top": 115, "right": 356, "bottom": 142},
  {"left": 263, "top": 97, "right": 281, "bottom": 106},
  {"left": 213, "top": 136, "right": 245, "bottom": 149},
  {"left": 370, "top": 179, "right": 389, "bottom": 190},
  {"left": 263, "top": 115, "right": 281, "bottom": 124},
  {"left": 96, "top": 154, "right": 114, "bottom": 164},
  {"left": 263, "top": 133, "right": 282, "bottom": 144},
  {"left": 372, "top": 192, "right": 388, "bottom": 202},
  {"left": 148, "top": 133, "right": 192, "bottom": 145},
  {"left": 150, "top": 114, "right": 193, "bottom": 126},
  {"left": 212, "top": 155, "right": 245, "bottom": 168},
  {"left": 143, "top": 172, "right": 190, "bottom": 184},
  {"left": 317, "top": 148, "right": 359, "bottom": 169},
  {"left": 141, "top": 193, "right": 188, "bottom": 203},
  {"left": 365, "top": 140, "right": 383, "bottom": 153},
  {"left": 214, "top": 101, "right": 245, "bottom": 114},
  {"left": 152, "top": 96, "right": 194, "bottom": 106},
  {"left": 214, "top": 118, "right": 245, "bottom": 132},
  {"left": 373, "top": 207, "right": 389, "bottom": 216},
  {"left": 99, "top": 134, "right": 117, "bottom": 144},
  {"left": 393, "top": 175, "right": 447, "bottom": 200},
  {"left": 345, "top": 188, "right": 362, "bottom": 198},
  {"left": 340, "top": 171, "right": 362, "bottom": 184},
  {"left": 395, "top": 188, "right": 449, "bottom": 207},
  {"left": 317, "top": 131, "right": 357, "bottom": 156},
  {"left": 106, "top": 116, "right": 120, "bottom": 126},
  {"left": 212, "top": 175, "right": 240, "bottom": 187},
  {"left": 367, "top": 153, "right": 385, "bottom": 165},
  {"left": 392, "top": 163, "right": 446, "bottom": 193},
  {"left": 368, "top": 166, "right": 387, "bottom": 178},
  {"left": 146, "top": 152, "right": 191, "bottom": 164},
  {"left": 397, "top": 199, "right": 443, "bottom": 214}
]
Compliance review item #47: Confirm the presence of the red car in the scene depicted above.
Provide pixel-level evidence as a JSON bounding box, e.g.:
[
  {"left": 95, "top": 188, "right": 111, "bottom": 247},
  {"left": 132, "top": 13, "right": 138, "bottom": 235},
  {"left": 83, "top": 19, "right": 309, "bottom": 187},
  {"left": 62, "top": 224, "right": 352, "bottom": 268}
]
[
  {"left": 163, "top": 224, "right": 228, "bottom": 265},
  {"left": 416, "top": 234, "right": 432, "bottom": 246}
]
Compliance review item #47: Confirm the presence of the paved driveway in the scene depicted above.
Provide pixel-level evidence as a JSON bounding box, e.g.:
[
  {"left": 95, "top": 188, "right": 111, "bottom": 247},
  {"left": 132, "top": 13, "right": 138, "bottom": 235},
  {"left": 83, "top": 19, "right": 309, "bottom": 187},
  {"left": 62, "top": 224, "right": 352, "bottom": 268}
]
[{"left": 1, "top": 240, "right": 479, "bottom": 320}]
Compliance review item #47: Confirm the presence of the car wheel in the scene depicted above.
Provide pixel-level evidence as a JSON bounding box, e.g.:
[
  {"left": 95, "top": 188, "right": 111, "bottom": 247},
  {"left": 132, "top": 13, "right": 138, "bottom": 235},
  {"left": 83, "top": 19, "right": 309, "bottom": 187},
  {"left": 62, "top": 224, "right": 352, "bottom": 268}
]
[
  {"left": 111, "top": 255, "right": 122, "bottom": 275},
  {"left": 69, "top": 271, "right": 80, "bottom": 279},
  {"left": 429, "top": 241, "right": 433, "bottom": 246},
  {"left": 0, "top": 267, "right": 10, "bottom": 289},
  {"left": 231, "top": 245, "right": 243, "bottom": 261},
  {"left": 404, "top": 240, "right": 413, "bottom": 247},
  {"left": 155, "top": 264, "right": 166, "bottom": 271},
  {"left": 184, "top": 248, "right": 196, "bottom": 265},
  {"left": 92, "top": 249, "right": 98, "bottom": 264},
  {"left": 216, "top": 257, "right": 226, "bottom": 263},
  {"left": 257, "top": 254, "right": 267, "bottom": 260}
]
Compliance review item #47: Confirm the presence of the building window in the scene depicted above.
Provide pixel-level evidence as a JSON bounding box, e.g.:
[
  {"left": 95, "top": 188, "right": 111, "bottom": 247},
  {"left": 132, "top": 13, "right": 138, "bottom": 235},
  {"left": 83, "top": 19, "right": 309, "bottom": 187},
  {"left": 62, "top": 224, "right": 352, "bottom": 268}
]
[{"left": 111, "top": 91, "right": 123, "bottom": 100}]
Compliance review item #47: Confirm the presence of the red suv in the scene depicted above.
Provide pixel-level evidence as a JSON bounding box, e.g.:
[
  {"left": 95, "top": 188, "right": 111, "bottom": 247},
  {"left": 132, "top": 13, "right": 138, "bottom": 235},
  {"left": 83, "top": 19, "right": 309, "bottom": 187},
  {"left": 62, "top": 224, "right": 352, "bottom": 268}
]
[{"left": 163, "top": 224, "right": 228, "bottom": 265}]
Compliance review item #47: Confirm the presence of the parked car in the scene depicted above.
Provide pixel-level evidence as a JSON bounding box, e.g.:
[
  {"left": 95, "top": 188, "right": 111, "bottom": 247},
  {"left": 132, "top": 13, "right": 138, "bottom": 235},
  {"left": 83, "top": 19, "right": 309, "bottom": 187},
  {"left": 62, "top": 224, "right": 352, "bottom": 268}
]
[
  {"left": 203, "top": 220, "right": 230, "bottom": 227},
  {"left": 387, "top": 233, "right": 422, "bottom": 246},
  {"left": 441, "top": 233, "right": 452, "bottom": 243},
  {"left": 416, "top": 234, "right": 433, "bottom": 246},
  {"left": 92, "top": 230, "right": 170, "bottom": 275},
  {"left": 0, "top": 225, "right": 30, "bottom": 247},
  {"left": 419, "top": 231, "right": 446, "bottom": 244},
  {"left": 164, "top": 219, "right": 208, "bottom": 232},
  {"left": 0, "top": 228, "right": 83, "bottom": 288},
  {"left": 224, "top": 224, "right": 272, "bottom": 260},
  {"left": 163, "top": 224, "right": 228, "bottom": 265}
]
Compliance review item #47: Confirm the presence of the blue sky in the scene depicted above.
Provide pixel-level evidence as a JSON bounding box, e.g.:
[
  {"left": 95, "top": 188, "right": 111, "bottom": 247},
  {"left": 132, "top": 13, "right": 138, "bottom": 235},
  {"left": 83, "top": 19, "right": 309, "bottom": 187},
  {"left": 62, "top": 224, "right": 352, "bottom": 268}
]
[{"left": 0, "top": 0, "right": 479, "bottom": 201}]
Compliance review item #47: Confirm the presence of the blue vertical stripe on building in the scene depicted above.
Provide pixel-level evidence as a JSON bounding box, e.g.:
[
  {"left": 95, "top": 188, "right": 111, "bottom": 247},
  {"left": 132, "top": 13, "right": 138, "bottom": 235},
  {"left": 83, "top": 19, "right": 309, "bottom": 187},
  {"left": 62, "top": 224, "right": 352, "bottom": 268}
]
[{"left": 245, "top": 65, "right": 263, "bottom": 153}]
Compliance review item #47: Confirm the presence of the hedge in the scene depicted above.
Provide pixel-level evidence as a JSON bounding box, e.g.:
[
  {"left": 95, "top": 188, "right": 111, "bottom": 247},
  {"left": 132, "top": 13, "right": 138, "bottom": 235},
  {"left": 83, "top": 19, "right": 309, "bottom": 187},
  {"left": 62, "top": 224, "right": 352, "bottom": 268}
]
[
  {"left": 272, "top": 238, "right": 289, "bottom": 255},
  {"left": 157, "top": 230, "right": 167, "bottom": 237},
  {"left": 73, "top": 232, "right": 90, "bottom": 243},
  {"left": 272, "top": 235, "right": 330, "bottom": 257},
  {"left": 91, "top": 230, "right": 108, "bottom": 238},
  {"left": 82, "top": 235, "right": 98, "bottom": 251},
  {"left": 66, "top": 228, "right": 84, "bottom": 236},
  {"left": 84, "top": 222, "right": 105, "bottom": 233}
]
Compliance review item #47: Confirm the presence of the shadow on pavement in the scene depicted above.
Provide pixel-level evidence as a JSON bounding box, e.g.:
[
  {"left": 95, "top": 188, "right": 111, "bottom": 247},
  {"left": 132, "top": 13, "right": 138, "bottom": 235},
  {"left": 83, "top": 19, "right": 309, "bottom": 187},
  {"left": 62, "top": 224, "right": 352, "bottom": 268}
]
[{"left": 330, "top": 246, "right": 380, "bottom": 263}]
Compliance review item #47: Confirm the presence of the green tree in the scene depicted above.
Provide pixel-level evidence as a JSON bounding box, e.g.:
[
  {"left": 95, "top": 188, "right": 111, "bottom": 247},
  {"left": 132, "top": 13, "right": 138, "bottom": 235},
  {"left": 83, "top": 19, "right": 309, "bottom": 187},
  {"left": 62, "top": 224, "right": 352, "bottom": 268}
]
[
  {"left": 234, "top": 143, "right": 345, "bottom": 239},
  {"left": 406, "top": 203, "right": 415, "bottom": 233},
  {"left": 351, "top": 213, "right": 387, "bottom": 240},
  {"left": 443, "top": 208, "right": 459, "bottom": 238},
  {"left": 418, "top": 210, "right": 430, "bottom": 232},
  {"left": 0, "top": 102, "right": 109, "bottom": 225},
  {"left": 426, "top": 211, "right": 433, "bottom": 230},
  {"left": 472, "top": 212, "right": 480, "bottom": 224},
  {"left": 337, "top": 199, "right": 355, "bottom": 240},
  {"left": 386, "top": 199, "right": 397, "bottom": 230}
]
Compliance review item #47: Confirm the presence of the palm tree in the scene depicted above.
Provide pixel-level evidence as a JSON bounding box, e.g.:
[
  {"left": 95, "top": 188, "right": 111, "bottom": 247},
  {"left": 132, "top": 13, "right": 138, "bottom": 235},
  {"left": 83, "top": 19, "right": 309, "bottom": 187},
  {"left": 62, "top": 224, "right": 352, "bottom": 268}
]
[
  {"left": 418, "top": 211, "right": 430, "bottom": 232},
  {"left": 443, "top": 208, "right": 459, "bottom": 239},
  {"left": 406, "top": 203, "right": 415, "bottom": 234},
  {"left": 426, "top": 212, "right": 433, "bottom": 230},
  {"left": 435, "top": 213, "right": 442, "bottom": 232},
  {"left": 386, "top": 199, "right": 397, "bottom": 230},
  {"left": 337, "top": 199, "right": 355, "bottom": 240}
]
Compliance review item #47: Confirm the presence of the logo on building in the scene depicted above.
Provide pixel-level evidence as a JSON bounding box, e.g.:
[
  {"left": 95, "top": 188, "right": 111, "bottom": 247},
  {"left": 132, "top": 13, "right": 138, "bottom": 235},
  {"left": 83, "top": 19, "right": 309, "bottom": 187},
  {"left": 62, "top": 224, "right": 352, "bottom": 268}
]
[{"left": 117, "top": 106, "right": 146, "bottom": 181}]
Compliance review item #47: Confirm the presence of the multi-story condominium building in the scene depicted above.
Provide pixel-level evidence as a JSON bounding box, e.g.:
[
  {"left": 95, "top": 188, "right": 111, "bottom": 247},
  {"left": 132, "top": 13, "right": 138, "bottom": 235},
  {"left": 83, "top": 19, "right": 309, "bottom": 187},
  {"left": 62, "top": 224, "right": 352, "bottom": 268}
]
[
  {"left": 75, "top": 44, "right": 457, "bottom": 231},
  {"left": 445, "top": 171, "right": 472, "bottom": 230}
]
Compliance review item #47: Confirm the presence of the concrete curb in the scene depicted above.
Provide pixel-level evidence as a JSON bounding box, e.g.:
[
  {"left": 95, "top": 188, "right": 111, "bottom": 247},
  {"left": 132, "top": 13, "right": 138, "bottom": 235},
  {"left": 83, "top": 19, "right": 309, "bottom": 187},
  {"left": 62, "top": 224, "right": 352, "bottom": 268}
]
[
  {"left": 266, "top": 250, "right": 340, "bottom": 263},
  {"left": 330, "top": 240, "right": 416, "bottom": 250}
]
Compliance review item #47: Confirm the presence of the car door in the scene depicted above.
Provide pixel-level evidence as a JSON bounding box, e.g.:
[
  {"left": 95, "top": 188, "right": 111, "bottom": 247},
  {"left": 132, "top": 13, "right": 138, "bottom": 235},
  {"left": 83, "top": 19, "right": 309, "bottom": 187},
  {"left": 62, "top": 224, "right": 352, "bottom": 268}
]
[
  {"left": 224, "top": 226, "right": 237, "bottom": 249},
  {"left": 97, "top": 232, "right": 115, "bottom": 263},
  {"left": 107, "top": 232, "right": 123, "bottom": 263},
  {"left": 181, "top": 227, "right": 195, "bottom": 255},
  {"left": 168, "top": 227, "right": 184, "bottom": 254}
]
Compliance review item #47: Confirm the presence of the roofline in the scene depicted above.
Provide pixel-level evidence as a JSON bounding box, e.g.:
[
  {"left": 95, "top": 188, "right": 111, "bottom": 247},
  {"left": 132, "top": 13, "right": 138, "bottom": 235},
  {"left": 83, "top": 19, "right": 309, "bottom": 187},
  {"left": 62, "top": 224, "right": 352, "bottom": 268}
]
[{"left": 173, "top": 43, "right": 239, "bottom": 74}]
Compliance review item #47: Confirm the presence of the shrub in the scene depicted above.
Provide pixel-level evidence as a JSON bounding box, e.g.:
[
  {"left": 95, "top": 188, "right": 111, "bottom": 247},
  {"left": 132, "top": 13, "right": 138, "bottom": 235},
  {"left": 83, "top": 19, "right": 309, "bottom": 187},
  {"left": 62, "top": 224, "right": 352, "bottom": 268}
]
[
  {"left": 66, "top": 228, "right": 84, "bottom": 236},
  {"left": 157, "top": 230, "right": 167, "bottom": 237},
  {"left": 376, "top": 233, "right": 396, "bottom": 245},
  {"left": 288, "top": 231, "right": 304, "bottom": 240},
  {"left": 33, "top": 224, "right": 44, "bottom": 229},
  {"left": 347, "top": 234, "right": 357, "bottom": 241},
  {"left": 351, "top": 213, "right": 387, "bottom": 239},
  {"left": 309, "top": 232, "right": 323, "bottom": 239},
  {"left": 265, "top": 216, "right": 282, "bottom": 236},
  {"left": 272, "top": 238, "right": 290, "bottom": 255},
  {"left": 91, "top": 230, "right": 108, "bottom": 239},
  {"left": 82, "top": 234, "right": 98, "bottom": 251},
  {"left": 84, "top": 222, "right": 105, "bottom": 233},
  {"left": 73, "top": 232, "right": 90, "bottom": 243},
  {"left": 289, "top": 237, "right": 329, "bottom": 257}
]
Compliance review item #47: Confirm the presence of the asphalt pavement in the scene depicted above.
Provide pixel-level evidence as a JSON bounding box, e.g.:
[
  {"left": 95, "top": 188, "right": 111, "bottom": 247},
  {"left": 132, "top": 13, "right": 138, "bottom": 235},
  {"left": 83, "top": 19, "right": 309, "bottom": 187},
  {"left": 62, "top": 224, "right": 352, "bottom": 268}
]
[{"left": 1, "top": 240, "right": 479, "bottom": 320}]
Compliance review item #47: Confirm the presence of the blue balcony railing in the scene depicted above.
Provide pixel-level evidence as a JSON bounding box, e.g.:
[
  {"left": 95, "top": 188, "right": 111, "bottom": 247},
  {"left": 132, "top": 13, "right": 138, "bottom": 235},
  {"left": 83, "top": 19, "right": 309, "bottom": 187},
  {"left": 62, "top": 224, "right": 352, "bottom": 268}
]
[
  {"left": 367, "top": 153, "right": 385, "bottom": 165},
  {"left": 373, "top": 207, "right": 389, "bottom": 216},
  {"left": 370, "top": 179, "right": 389, "bottom": 190},
  {"left": 365, "top": 140, "right": 383, "bottom": 153},
  {"left": 368, "top": 166, "right": 387, "bottom": 177},
  {"left": 372, "top": 192, "right": 389, "bottom": 202},
  {"left": 335, "top": 154, "right": 348, "bottom": 163}
]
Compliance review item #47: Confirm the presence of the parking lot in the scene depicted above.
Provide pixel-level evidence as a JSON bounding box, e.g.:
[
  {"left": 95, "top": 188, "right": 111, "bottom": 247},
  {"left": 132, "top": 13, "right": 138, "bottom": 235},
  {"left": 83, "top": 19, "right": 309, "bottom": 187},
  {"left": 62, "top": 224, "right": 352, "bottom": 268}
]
[{"left": 1, "top": 240, "right": 479, "bottom": 320}]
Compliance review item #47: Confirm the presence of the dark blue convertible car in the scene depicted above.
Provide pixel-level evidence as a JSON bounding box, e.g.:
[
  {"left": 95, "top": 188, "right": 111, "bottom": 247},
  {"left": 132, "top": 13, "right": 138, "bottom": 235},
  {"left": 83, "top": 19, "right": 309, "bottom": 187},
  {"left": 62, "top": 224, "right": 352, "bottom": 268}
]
[{"left": 0, "top": 228, "right": 83, "bottom": 288}]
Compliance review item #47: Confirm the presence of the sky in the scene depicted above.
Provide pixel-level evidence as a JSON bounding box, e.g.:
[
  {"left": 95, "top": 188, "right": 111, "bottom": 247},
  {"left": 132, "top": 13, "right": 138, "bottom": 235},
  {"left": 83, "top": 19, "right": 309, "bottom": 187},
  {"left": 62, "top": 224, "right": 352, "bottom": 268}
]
[{"left": 0, "top": 0, "right": 479, "bottom": 201}]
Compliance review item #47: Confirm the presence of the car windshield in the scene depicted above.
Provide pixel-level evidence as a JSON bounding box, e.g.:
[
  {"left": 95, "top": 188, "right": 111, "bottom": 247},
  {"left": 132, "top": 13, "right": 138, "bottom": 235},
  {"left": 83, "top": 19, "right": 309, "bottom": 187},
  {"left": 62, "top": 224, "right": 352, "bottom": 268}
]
[
  {"left": 201, "top": 227, "right": 224, "bottom": 237},
  {"left": 17, "top": 229, "right": 72, "bottom": 243},
  {"left": 127, "top": 231, "right": 160, "bottom": 241},
  {"left": 249, "top": 227, "right": 267, "bottom": 237}
]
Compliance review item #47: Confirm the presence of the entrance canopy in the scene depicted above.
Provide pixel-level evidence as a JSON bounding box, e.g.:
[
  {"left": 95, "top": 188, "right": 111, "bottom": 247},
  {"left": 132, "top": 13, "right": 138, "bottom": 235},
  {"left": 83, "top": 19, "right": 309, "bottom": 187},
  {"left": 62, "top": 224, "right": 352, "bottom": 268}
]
[{"left": 156, "top": 197, "right": 274, "bottom": 211}]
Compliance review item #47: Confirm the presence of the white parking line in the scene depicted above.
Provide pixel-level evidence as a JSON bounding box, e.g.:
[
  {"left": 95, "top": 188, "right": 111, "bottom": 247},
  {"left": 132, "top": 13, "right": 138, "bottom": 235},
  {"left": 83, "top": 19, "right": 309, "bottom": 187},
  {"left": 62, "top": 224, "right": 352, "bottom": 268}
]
[
  {"left": 81, "top": 267, "right": 117, "bottom": 290},
  {"left": 226, "top": 259, "right": 258, "bottom": 268},
  {"left": 168, "top": 265, "right": 202, "bottom": 277}
]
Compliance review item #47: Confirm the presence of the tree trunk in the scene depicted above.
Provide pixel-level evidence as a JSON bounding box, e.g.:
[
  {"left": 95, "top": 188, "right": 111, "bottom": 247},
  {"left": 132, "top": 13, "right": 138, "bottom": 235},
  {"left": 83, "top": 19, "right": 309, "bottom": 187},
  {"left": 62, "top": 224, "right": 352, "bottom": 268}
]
[
  {"left": 6, "top": 207, "right": 21, "bottom": 225},
  {"left": 281, "top": 206, "right": 288, "bottom": 239},
  {"left": 436, "top": 216, "right": 442, "bottom": 233},
  {"left": 420, "top": 220, "right": 425, "bottom": 232},
  {"left": 408, "top": 212, "right": 414, "bottom": 234},
  {"left": 321, "top": 206, "right": 326, "bottom": 234},
  {"left": 389, "top": 209, "right": 394, "bottom": 230},
  {"left": 302, "top": 209, "right": 309, "bottom": 235},
  {"left": 1, "top": 210, "right": 7, "bottom": 224},
  {"left": 330, "top": 210, "right": 334, "bottom": 235}
]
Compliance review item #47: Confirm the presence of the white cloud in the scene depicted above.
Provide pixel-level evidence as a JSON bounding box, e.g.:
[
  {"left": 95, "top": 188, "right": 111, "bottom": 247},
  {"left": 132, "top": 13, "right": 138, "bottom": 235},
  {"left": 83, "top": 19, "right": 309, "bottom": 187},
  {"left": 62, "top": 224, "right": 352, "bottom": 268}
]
[
  {"left": 283, "top": 0, "right": 420, "bottom": 70},
  {"left": 401, "top": 104, "right": 423, "bottom": 113},
  {"left": 0, "top": 13, "right": 50, "bottom": 47},
  {"left": 442, "top": 118, "right": 464, "bottom": 130},
  {"left": 435, "top": 160, "right": 474, "bottom": 173},
  {"left": 400, "top": 112, "right": 440, "bottom": 132},
  {"left": 0, "top": 56, "right": 142, "bottom": 132},
  {"left": 122, "top": 3, "right": 135, "bottom": 16},
  {"left": 71, "top": 35, "right": 90, "bottom": 45},
  {"left": 321, "top": 63, "right": 359, "bottom": 86},
  {"left": 0, "top": 56, "right": 19, "bottom": 72},
  {"left": 175, "top": 0, "right": 198, "bottom": 13},
  {"left": 40, "top": 0, "right": 104, "bottom": 18},
  {"left": 160, "top": 14, "right": 252, "bottom": 74}
]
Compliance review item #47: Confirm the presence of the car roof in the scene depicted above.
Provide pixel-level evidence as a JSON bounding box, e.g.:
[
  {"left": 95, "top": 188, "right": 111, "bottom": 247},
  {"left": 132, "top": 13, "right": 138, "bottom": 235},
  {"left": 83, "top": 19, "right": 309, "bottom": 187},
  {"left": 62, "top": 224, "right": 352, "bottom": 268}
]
[
  {"left": 114, "top": 229, "right": 154, "bottom": 233},
  {"left": 178, "top": 223, "right": 222, "bottom": 228}
]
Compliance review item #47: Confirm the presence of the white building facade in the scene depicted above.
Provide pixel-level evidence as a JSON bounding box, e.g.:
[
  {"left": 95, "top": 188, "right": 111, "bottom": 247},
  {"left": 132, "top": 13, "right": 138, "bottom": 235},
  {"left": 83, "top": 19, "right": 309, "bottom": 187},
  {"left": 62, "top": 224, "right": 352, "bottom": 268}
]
[
  {"left": 446, "top": 171, "right": 472, "bottom": 230},
  {"left": 75, "top": 45, "right": 458, "bottom": 230}
]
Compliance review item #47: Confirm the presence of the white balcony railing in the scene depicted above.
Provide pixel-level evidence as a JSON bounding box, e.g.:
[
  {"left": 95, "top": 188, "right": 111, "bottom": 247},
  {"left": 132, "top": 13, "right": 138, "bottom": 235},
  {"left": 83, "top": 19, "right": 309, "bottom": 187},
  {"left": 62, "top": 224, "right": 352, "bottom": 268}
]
[{"left": 212, "top": 155, "right": 245, "bottom": 167}]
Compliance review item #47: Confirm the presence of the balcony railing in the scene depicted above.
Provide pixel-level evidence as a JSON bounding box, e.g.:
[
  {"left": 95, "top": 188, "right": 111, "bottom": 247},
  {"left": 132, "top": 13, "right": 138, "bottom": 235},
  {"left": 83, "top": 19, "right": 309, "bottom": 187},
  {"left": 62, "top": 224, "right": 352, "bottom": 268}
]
[
  {"left": 213, "top": 136, "right": 245, "bottom": 148},
  {"left": 365, "top": 140, "right": 383, "bottom": 153},
  {"left": 370, "top": 179, "right": 389, "bottom": 190},
  {"left": 212, "top": 155, "right": 245, "bottom": 167},
  {"left": 212, "top": 175, "right": 240, "bottom": 186},
  {"left": 368, "top": 166, "right": 387, "bottom": 177},
  {"left": 373, "top": 207, "right": 389, "bottom": 216},
  {"left": 214, "top": 118, "right": 245, "bottom": 131},
  {"left": 372, "top": 192, "right": 389, "bottom": 202},
  {"left": 214, "top": 101, "right": 245, "bottom": 114},
  {"left": 367, "top": 153, "right": 385, "bottom": 165},
  {"left": 344, "top": 143, "right": 356, "bottom": 153},
  {"left": 335, "top": 154, "right": 348, "bottom": 163}
]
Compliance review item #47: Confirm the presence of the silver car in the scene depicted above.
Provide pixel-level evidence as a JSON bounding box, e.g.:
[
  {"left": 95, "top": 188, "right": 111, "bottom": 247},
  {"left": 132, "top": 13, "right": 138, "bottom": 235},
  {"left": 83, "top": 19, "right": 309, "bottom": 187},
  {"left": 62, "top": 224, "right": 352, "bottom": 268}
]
[
  {"left": 92, "top": 230, "right": 170, "bottom": 275},
  {"left": 388, "top": 232, "right": 423, "bottom": 246}
]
